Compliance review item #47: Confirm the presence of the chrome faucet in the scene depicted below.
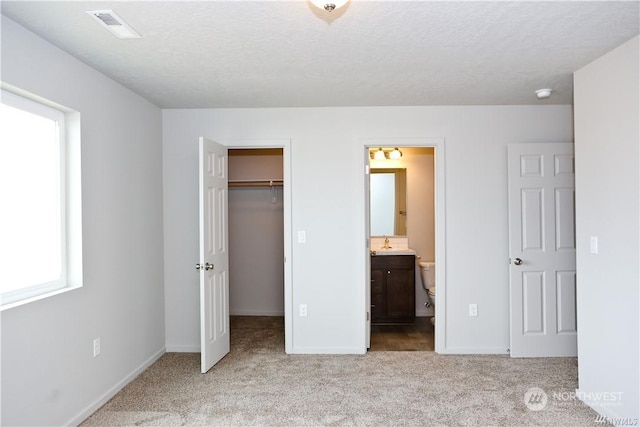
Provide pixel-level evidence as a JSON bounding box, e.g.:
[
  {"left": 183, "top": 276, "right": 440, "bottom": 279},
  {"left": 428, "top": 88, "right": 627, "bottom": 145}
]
[{"left": 383, "top": 237, "right": 391, "bottom": 249}]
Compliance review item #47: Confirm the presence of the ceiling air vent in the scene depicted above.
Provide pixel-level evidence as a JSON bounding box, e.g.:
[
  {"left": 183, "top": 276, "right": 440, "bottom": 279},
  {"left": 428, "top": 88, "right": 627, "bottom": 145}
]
[{"left": 85, "top": 10, "right": 141, "bottom": 39}]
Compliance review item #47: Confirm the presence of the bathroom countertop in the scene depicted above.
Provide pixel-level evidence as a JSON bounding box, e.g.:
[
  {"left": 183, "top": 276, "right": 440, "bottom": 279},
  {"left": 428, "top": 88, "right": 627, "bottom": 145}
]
[{"left": 371, "top": 248, "right": 416, "bottom": 256}]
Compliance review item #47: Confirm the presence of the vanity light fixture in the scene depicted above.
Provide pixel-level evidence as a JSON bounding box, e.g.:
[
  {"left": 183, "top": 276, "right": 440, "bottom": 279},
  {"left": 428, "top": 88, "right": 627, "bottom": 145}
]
[
  {"left": 370, "top": 147, "right": 403, "bottom": 160},
  {"left": 373, "top": 148, "right": 386, "bottom": 160},
  {"left": 389, "top": 147, "right": 403, "bottom": 160},
  {"left": 309, "top": 0, "right": 349, "bottom": 12}
]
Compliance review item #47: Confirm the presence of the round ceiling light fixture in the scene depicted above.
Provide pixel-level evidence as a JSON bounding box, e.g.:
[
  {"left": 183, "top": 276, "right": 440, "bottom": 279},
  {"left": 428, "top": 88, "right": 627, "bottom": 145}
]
[
  {"left": 535, "top": 88, "right": 553, "bottom": 99},
  {"left": 310, "top": 0, "right": 349, "bottom": 12}
]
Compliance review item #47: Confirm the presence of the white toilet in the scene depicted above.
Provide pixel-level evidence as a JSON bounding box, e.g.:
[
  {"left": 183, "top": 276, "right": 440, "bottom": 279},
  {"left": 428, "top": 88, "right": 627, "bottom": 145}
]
[{"left": 418, "top": 261, "right": 436, "bottom": 325}]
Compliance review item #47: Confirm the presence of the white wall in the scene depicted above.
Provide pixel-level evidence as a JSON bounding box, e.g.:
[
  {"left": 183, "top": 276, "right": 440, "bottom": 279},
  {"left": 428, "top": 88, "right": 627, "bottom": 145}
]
[
  {"left": 574, "top": 36, "right": 639, "bottom": 419},
  {"left": 1, "top": 17, "right": 165, "bottom": 426},
  {"left": 163, "top": 105, "right": 573, "bottom": 354},
  {"left": 228, "top": 150, "right": 284, "bottom": 316}
]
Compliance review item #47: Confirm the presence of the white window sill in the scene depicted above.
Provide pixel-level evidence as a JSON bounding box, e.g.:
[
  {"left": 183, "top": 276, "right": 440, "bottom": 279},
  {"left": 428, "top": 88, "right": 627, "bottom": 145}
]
[{"left": 1, "top": 284, "right": 82, "bottom": 312}]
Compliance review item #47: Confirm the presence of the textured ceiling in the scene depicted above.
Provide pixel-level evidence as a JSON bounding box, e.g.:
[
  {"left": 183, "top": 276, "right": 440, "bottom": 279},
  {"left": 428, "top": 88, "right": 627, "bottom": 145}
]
[{"left": 1, "top": 1, "right": 638, "bottom": 108}]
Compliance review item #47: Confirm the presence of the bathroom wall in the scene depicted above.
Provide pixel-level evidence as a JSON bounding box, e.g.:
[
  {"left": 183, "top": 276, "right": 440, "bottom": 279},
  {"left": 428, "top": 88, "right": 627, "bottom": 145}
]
[
  {"left": 228, "top": 149, "right": 284, "bottom": 316},
  {"left": 370, "top": 147, "right": 435, "bottom": 316}
]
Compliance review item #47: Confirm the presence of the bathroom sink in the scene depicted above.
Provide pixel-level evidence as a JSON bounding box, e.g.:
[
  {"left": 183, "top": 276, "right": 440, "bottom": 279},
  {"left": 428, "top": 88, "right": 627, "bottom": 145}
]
[{"left": 371, "top": 248, "right": 416, "bottom": 256}]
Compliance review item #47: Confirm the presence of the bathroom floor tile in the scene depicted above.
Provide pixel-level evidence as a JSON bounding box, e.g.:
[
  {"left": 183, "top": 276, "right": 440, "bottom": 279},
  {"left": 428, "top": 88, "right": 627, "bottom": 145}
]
[{"left": 370, "top": 317, "right": 434, "bottom": 351}]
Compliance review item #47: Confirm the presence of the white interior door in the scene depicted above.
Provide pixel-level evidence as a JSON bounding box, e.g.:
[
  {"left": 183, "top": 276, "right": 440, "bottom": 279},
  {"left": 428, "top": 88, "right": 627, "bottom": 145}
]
[
  {"left": 198, "top": 137, "right": 230, "bottom": 373},
  {"left": 508, "top": 143, "right": 576, "bottom": 357},
  {"left": 364, "top": 150, "right": 371, "bottom": 349}
]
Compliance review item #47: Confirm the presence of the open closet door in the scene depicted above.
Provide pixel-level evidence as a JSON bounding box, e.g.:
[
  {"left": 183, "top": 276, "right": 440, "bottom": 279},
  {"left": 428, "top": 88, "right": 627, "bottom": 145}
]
[{"left": 197, "top": 137, "right": 230, "bottom": 373}]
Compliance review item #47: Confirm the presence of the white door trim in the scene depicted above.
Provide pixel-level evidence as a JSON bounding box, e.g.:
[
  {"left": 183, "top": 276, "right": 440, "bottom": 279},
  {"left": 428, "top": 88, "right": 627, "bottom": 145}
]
[
  {"left": 221, "top": 139, "right": 293, "bottom": 354},
  {"left": 360, "top": 137, "right": 446, "bottom": 353}
]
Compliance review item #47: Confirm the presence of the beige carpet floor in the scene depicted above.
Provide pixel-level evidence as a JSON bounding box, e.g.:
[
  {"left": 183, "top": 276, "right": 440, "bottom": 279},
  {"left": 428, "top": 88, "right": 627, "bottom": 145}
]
[{"left": 82, "top": 317, "right": 603, "bottom": 426}]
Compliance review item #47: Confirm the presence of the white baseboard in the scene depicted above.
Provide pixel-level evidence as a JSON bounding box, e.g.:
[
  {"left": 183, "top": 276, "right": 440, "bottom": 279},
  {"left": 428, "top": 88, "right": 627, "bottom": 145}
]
[
  {"left": 289, "top": 346, "right": 365, "bottom": 355},
  {"left": 415, "top": 309, "right": 434, "bottom": 317},
  {"left": 229, "top": 309, "right": 284, "bottom": 316},
  {"left": 416, "top": 309, "right": 427, "bottom": 316},
  {"left": 575, "top": 388, "right": 634, "bottom": 421},
  {"left": 438, "top": 346, "right": 510, "bottom": 355},
  {"left": 66, "top": 347, "right": 166, "bottom": 426},
  {"left": 166, "top": 344, "right": 200, "bottom": 352}
]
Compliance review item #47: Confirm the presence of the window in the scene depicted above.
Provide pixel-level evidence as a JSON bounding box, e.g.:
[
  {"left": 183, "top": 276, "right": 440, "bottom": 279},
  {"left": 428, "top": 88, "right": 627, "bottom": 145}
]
[{"left": 0, "top": 89, "right": 82, "bottom": 309}]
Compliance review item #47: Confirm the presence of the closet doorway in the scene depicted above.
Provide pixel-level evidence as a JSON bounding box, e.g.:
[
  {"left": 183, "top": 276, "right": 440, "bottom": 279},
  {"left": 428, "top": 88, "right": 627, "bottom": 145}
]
[{"left": 228, "top": 148, "right": 285, "bottom": 351}]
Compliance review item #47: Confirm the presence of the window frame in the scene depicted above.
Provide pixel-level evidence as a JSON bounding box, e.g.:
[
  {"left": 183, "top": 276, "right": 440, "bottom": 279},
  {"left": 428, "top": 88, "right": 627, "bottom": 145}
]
[{"left": 1, "top": 88, "right": 82, "bottom": 310}]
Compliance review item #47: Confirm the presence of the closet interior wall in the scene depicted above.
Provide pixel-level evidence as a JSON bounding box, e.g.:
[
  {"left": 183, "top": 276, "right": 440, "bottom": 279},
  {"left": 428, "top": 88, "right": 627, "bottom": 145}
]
[{"left": 228, "top": 149, "right": 285, "bottom": 316}]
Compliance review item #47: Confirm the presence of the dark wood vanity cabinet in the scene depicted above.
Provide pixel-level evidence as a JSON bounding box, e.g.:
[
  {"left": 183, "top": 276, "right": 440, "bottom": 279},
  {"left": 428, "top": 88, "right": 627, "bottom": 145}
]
[{"left": 370, "top": 255, "right": 415, "bottom": 324}]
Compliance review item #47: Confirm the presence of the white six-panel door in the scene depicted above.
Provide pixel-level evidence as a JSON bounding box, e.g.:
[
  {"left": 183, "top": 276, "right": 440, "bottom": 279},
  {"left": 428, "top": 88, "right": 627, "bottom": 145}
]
[
  {"left": 198, "top": 137, "right": 230, "bottom": 373},
  {"left": 508, "top": 143, "right": 577, "bottom": 357}
]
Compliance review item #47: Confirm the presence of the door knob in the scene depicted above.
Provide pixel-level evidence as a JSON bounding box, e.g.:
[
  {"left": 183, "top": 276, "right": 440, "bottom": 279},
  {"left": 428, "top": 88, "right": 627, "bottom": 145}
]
[
  {"left": 513, "top": 258, "right": 523, "bottom": 266},
  {"left": 195, "top": 263, "right": 202, "bottom": 270},
  {"left": 205, "top": 262, "right": 214, "bottom": 271}
]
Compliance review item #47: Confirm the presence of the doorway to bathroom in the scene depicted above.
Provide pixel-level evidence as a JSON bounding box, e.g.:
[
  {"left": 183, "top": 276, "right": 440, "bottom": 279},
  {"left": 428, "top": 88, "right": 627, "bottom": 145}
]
[
  {"left": 362, "top": 138, "right": 446, "bottom": 353},
  {"left": 228, "top": 148, "right": 286, "bottom": 352}
]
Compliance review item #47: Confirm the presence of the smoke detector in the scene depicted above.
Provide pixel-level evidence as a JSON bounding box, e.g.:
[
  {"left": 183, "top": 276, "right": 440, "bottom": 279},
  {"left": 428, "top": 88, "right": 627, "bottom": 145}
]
[
  {"left": 86, "top": 10, "right": 141, "bottom": 39},
  {"left": 535, "top": 88, "right": 553, "bottom": 99}
]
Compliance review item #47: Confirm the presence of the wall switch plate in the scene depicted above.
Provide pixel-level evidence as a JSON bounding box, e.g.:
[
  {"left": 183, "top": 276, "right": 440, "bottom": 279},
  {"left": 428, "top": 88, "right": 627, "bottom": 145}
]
[
  {"left": 590, "top": 236, "right": 598, "bottom": 254},
  {"left": 299, "top": 304, "right": 307, "bottom": 317},
  {"left": 469, "top": 304, "right": 478, "bottom": 317},
  {"left": 297, "top": 230, "right": 306, "bottom": 243},
  {"left": 93, "top": 338, "right": 101, "bottom": 357}
]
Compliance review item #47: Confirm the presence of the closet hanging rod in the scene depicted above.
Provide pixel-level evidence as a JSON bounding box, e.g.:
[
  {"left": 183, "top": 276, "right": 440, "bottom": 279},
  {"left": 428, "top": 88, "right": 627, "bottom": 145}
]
[{"left": 228, "top": 179, "right": 283, "bottom": 188}]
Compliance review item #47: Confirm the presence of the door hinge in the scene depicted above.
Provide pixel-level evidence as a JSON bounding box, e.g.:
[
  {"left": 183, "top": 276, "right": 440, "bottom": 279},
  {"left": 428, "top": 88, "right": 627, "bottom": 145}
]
[{"left": 367, "top": 311, "right": 370, "bottom": 321}]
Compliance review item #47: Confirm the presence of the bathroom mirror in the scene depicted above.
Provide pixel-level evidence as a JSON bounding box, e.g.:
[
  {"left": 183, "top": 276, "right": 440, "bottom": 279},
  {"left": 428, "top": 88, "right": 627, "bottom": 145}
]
[{"left": 370, "top": 168, "right": 407, "bottom": 236}]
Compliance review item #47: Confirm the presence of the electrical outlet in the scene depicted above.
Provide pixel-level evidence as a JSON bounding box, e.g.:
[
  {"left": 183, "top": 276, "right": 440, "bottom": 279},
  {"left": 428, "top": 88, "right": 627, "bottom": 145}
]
[
  {"left": 469, "top": 304, "right": 478, "bottom": 317},
  {"left": 299, "top": 304, "right": 308, "bottom": 317},
  {"left": 93, "top": 338, "right": 101, "bottom": 357}
]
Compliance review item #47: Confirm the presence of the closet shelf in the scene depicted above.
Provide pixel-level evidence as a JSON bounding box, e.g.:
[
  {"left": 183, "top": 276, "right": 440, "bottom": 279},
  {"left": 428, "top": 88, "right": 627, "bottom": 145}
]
[{"left": 228, "top": 179, "right": 283, "bottom": 188}]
